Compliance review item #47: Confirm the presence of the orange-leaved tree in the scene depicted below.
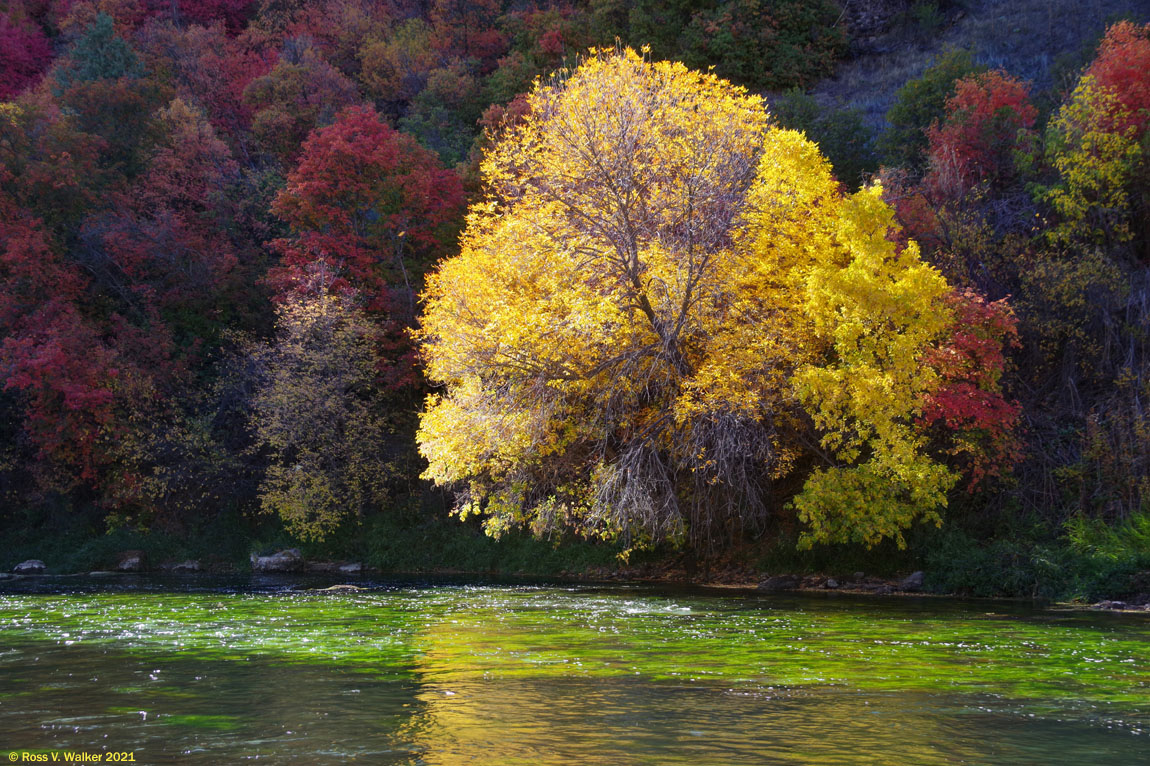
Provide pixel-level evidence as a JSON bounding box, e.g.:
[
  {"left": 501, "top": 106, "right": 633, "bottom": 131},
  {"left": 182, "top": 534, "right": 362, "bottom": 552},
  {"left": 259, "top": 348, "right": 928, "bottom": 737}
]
[{"left": 924, "top": 70, "right": 1037, "bottom": 197}]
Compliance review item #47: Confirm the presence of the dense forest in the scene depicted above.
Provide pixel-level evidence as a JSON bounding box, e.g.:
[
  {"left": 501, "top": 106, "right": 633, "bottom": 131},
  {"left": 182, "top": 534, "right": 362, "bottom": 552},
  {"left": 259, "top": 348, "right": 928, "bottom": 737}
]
[{"left": 2, "top": 0, "right": 1149, "bottom": 599}]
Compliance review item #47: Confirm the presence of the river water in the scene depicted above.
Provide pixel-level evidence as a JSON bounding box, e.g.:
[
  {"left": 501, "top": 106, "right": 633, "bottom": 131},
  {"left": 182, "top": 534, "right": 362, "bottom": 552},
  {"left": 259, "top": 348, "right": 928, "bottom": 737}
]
[{"left": 0, "top": 575, "right": 1146, "bottom": 764}]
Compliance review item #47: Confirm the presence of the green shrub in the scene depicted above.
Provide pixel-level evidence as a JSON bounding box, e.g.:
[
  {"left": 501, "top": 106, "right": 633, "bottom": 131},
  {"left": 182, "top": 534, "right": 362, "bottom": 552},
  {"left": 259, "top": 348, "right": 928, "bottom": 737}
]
[
  {"left": 678, "top": 0, "right": 847, "bottom": 90},
  {"left": 879, "top": 48, "right": 984, "bottom": 168},
  {"left": 1066, "top": 510, "right": 1150, "bottom": 562},
  {"left": 921, "top": 517, "right": 1147, "bottom": 601},
  {"left": 773, "top": 88, "right": 879, "bottom": 189}
]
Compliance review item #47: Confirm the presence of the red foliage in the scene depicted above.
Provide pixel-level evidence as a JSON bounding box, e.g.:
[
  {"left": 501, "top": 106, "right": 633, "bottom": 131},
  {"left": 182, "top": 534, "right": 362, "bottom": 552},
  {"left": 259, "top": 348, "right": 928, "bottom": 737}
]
[
  {"left": 1, "top": 301, "right": 121, "bottom": 484},
  {"left": 270, "top": 105, "right": 464, "bottom": 387},
  {"left": 141, "top": 23, "right": 275, "bottom": 141},
  {"left": 0, "top": 113, "right": 215, "bottom": 494},
  {"left": 921, "top": 289, "right": 1023, "bottom": 490},
  {"left": 0, "top": 188, "right": 87, "bottom": 332},
  {"left": 504, "top": 3, "right": 596, "bottom": 64},
  {"left": 878, "top": 166, "right": 946, "bottom": 253},
  {"left": 0, "top": 106, "right": 231, "bottom": 490},
  {"left": 0, "top": 95, "right": 106, "bottom": 232},
  {"left": 429, "top": 0, "right": 506, "bottom": 73},
  {"left": 925, "top": 70, "right": 1036, "bottom": 196},
  {"left": 0, "top": 13, "right": 52, "bottom": 99},
  {"left": 92, "top": 211, "right": 238, "bottom": 314},
  {"left": 134, "top": 97, "right": 239, "bottom": 218},
  {"left": 54, "top": 0, "right": 152, "bottom": 35},
  {"left": 1086, "top": 20, "right": 1150, "bottom": 136},
  {"left": 1, "top": 295, "right": 177, "bottom": 493},
  {"left": 0, "top": 186, "right": 193, "bottom": 497},
  {"left": 278, "top": 0, "right": 399, "bottom": 73},
  {"left": 270, "top": 105, "right": 464, "bottom": 307},
  {"left": 171, "top": 0, "right": 255, "bottom": 31},
  {"left": 51, "top": 0, "right": 251, "bottom": 33},
  {"left": 538, "top": 27, "right": 564, "bottom": 57},
  {"left": 85, "top": 100, "right": 241, "bottom": 333},
  {"left": 0, "top": 193, "right": 120, "bottom": 485},
  {"left": 478, "top": 93, "right": 531, "bottom": 139}
]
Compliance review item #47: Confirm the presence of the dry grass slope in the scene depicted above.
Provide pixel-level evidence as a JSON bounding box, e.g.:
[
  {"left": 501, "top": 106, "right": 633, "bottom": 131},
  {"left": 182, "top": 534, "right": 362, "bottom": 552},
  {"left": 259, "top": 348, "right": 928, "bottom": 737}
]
[{"left": 814, "top": 0, "right": 1150, "bottom": 129}]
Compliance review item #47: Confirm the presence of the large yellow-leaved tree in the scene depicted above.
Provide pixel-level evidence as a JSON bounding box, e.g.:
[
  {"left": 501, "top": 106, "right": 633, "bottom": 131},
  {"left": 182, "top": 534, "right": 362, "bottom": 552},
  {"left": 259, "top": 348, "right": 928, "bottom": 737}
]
[{"left": 418, "top": 47, "right": 958, "bottom": 552}]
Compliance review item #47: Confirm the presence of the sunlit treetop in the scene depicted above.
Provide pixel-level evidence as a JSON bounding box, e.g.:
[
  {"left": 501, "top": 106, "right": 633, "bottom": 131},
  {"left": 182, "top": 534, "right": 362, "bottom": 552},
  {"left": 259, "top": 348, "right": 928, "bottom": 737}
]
[{"left": 481, "top": 45, "right": 769, "bottom": 243}]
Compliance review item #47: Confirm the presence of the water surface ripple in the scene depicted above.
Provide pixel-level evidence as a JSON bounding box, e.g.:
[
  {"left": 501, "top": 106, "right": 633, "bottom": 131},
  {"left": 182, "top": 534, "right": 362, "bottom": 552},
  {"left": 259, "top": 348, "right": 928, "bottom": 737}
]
[{"left": 0, "top": 576, "right": 1146, "bottom": 764}]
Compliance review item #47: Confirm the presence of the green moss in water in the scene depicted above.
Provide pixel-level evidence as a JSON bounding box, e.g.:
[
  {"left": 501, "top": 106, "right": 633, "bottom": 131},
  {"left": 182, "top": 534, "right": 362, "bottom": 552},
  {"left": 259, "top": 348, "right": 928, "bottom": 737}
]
[{"left": 1, "top": 583, "right": 1147, "bottom": 764}]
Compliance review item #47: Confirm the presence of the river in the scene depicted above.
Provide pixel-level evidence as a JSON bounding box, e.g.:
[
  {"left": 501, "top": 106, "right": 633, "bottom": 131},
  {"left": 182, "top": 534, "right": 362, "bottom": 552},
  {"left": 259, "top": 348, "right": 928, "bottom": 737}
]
[{"left": 0, "top": 576, "right": 1146, "bottom": 764}]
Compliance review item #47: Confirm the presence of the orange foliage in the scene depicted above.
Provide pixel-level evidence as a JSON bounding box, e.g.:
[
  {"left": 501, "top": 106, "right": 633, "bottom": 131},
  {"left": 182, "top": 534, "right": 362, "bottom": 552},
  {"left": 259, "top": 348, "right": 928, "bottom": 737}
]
[
  {"left": 1086, "top": 20, "right": 1150, "bottom": 136},
  {"left": 925, "top": 70, "right": 1036, "bottom": 196}
]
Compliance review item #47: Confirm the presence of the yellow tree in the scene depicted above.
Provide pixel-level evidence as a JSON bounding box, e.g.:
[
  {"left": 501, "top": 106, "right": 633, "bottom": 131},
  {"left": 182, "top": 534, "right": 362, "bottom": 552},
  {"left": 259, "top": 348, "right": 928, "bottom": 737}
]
[
  {"left": 790, "top": 186, "right": 956, "bottom": 548},
  {"left": 251, "top": 292, "right": 396, "bottom": 541},
  {"left": 418, "top": 47, "right": 959, "bottom": 552},
  {"left": 1042, "top": 76, "right": 1143, "bottom": 249}
]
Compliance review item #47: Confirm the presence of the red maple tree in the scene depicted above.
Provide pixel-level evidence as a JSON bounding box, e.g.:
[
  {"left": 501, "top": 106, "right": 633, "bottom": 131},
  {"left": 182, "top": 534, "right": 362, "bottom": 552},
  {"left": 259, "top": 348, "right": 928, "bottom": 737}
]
[{"left": 921, "top": 289, "right": 1023, "bottom": 490}]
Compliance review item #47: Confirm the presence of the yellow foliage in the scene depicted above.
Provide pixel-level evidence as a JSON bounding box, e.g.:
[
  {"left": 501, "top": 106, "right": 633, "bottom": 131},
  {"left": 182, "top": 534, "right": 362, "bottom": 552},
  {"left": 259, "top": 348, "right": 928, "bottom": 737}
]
[
  {"left": 418, "top": 48, "right": 958, "bottom": 550},
  {"left": 792, "top": 185, "right": 957, "bottom": 548},
  {"left": 1042, "top": 77, "right": 1143, "bottom": 246},
  {"left": 253, "top": 293, "right": 396, "bottom": 541}
]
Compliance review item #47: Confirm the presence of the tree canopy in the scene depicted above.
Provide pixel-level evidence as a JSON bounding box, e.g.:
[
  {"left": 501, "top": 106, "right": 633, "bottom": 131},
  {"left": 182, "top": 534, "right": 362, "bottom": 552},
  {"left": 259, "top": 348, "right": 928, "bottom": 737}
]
[{"left": 417, "top": 48, "right": 989, "bottom": 551}]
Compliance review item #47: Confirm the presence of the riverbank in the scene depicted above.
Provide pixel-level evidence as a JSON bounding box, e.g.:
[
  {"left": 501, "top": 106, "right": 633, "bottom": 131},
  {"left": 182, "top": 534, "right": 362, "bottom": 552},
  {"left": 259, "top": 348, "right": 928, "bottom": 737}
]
[
  {"left": 4, "top": 498, "right": 1148, "bottom": 608},
  {"left": 5, "top": 549, "right": 1149, "bottom": 613},
  {"left": 572, "top": 562, "right": 1150, "bottom": 612}
]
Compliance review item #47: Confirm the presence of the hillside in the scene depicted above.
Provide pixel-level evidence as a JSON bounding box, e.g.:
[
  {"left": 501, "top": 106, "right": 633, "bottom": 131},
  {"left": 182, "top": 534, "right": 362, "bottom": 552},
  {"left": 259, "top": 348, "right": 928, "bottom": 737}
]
[
  {"left": 1, "top": 0, "right": 1149, "bottom": 601},
  {"left": 816, "top": 0, "right": 1150, "bottom": 128}
]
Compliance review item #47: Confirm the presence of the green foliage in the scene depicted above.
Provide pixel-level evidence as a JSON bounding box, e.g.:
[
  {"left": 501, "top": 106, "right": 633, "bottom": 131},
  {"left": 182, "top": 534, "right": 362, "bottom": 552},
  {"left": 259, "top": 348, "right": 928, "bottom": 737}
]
[
  {"left": 234, "top": 490, "right": 627, "bottom": 576},
  {"left": 0, "top": 501, "right": 252, "bottom": 574},
  {"left": 922, "top": 526, "right": 1073, "bottom": 599},
  {"left": 50, "top": 15, "right": 166, "bottom": 176},
  {"left": 54, "top": 13, "right": 142, "bottom": 91},
  {"left": 677, "top": 0, "right": 847, "bottom": 90},
  {"left": 754, "top": 528, "right": 920, "bottom": 578},
  {"left": 580, "top": 0, "right": 849, "bottom": 91},
  {"left": 772, "top": 88, "right": 879, "bottom": 189},
  {"left": 922, "top": 521, "right": 1147, "bottom": 601},
  {"left": 879, "top": 48, "right": 984, "bottom": 168},
  {"left": 1067, "top": 510, "right": 1150, "bottom": 562},
  {"left": 1074, "top": 378, "right": 1150, "bottom": 519},
  {"left": 905, "top": 1, "right": 946, "bottom": 39},
  {"left": 621, "top": 0, "right": 698, "bottom": 60},
  {"left": 398, "top": 64, "right": 486, "bottom": 166}
]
